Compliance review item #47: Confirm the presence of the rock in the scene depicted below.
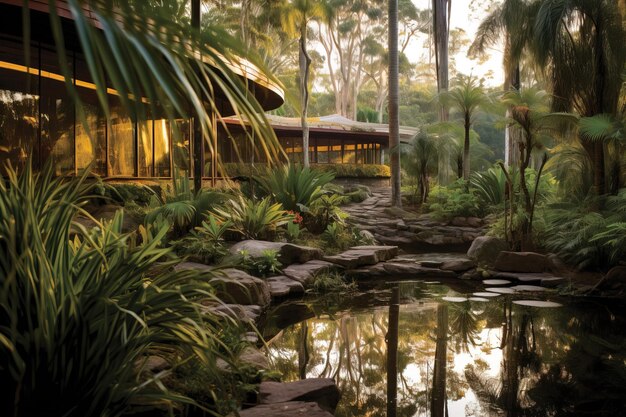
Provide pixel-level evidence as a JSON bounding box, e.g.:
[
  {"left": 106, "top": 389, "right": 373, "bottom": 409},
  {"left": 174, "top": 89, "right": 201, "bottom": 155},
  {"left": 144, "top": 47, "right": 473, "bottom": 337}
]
[
  {"left": 420, "top": 261, "right": 443, "bottom": 268},
  {"left": 494, "top": 251, "right": 547, "bottom": 273},
  {"left": 540, "top": 277, "right": 566, "bottom": 288},
  {"left": 239, "top": 346, "right": 269, "bottom": 370},
  {"left": 324, "top": 246, "right": 398, "bottom": 269},
  {"left": 348, "top": 262, "right": 458, "bottom": 279},
  {"left": 546, "top": 254, "right": 568, "bottom": 274},
  {"left": 137, "top": 355, "right": 170, "bottom": 374},
  {"left": 466, "top": 217, "right": 483, "bottom": 227},
  {"left": 207, "top": 268, "right": 271, "bottom": 306},
  {"left": 376, "top": 235, "right": 413, "bottom": 245},
  {"left": 239, "top": 401, "right": 334, "bottom": 417},
  {"left": 230, "top": 240, "right": 323, "bottom": 265},
  {"left": 283, "top": 260, "right": 341, "bottom": 286},
  {"left": 450, "top": 217, "right": 468, "bottom": 227},
  {"left": 440, "top": 259, "right": 475, "bottom": 272},
  {"left": 266, "top": 276, "right": 305, "bottom": 298},
  {"left": 259, "top": 379, "right": 340, "bottom": 413},
  {"left": 203, "top": 303, "right": 263, "bottom": 323},
  {"left": 467, "top": 237, "right": 508, "bottom": 265}
]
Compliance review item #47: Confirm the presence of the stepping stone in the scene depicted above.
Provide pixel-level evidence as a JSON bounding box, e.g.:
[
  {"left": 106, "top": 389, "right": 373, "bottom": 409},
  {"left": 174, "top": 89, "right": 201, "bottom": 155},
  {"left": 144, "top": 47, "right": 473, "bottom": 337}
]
[
  {"left": 473, "top": 292, "right": 501, "bottom": 298},
  {"left": 511, "top": 285, "right": 546, "bottom": 292},
  {"left": 440, "top": 259, "right": 475, "bottom": 272},
  {"left": 324, "top": 245, "right": 398, "bottom": 269},
  {"left": 469, "top": 297, "right": 490, "bottom": 302},
  {"left": 442, "top": 296, "right": 468, "bottom": 302},
  {"left": 513, "top": 300, "right": 563, "bottom": 308},
  {"left": 266, "top": 275, "right": 305, "bottom": 298},
  {"left": 541, "top": 277, "right": 566, "bottom": 288},
  {"left": 482, "top": 279, "right": 512, "bottom": 286},
  {"left": 230, "top": 240, "right": 322, "bottom": 264},
  {"left": 239, "top": 401, "right": 334, "bottom": 417},
  {"left": 283, "top": 260, "right": 341, "bottom": 286},
  {"left": 485, "top": 287, "right": 516, "bottom": 294},
  {"left": 420, "top": 261, "right": 444, "bottom": 268},
  {"left": 259, "top": 379, "right": 340, "bottom": 413}
]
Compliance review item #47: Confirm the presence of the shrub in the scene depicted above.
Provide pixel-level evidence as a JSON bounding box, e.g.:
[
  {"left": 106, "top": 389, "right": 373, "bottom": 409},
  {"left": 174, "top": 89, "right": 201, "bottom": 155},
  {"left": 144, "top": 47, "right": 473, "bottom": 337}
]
[
  {"left": 311, "top": 163, "right": 391, "bottom": 178},
  {"left": 302, "top": 194, "right": 348, "bottom": 234},
  {"left": 0, "top": 164, "right": 239, "bottom": 417},
  {"left": 170, "top": 215, "right": 231, "bottom": 264},
  {"left": 213, "top": 195, "right": 293, "bottom": 240},
  {"left": 309, "top": 271, "right": 358, "bottom": 293},
  {"left": 94, "top": 181, "right": 160, "bottom": 206},
  {"left": 254, "top": 164, "right": 335, "bottom": 212},
  {"left": 235, "top": 249, "right": 283, "bottom": 277},
  {"left": 426, "top": 181, "right": 482, "bottom": 220}
]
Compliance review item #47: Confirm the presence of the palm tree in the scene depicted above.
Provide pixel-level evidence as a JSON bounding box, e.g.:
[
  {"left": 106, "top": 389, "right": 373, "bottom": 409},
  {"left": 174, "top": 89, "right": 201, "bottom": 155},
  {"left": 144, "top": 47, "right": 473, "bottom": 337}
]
[
  {"left": 402, "top": 131, "right": 438, "bottom": 204},
  {"left": 282, "top": 0, "right": 325, "bottom": 168},
  {"left": 533, "top": 0, "right": 626, "bottom": 196},
  {"left": 389, "top": 0, "right": 402, "bottom": 207},
  {"left": 439, "top": 75, "right": 491, "bottom": 181}
]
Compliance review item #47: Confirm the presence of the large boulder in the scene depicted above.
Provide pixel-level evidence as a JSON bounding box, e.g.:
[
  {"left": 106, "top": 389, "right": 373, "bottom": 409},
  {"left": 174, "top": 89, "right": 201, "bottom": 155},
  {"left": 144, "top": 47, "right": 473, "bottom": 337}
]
[
  {"left": 440, "top": 258, "right": 476, "bottom": 272},
  {"left": 176, "top": 263, "right": 271, "bottom": 306},
  {"left": 239, "top": 401, "right": 334, "bottom": 417},
  {"left": 230, "top": 240, "right": 323, "bottom": 265},
  {"left": 494, "top": 251, "right": 547, "bottom": 273},
  {"left": 324, "top": 246, "right": 398, "bottom": 269},
  {"left": 283, "top": 260, "right": 341, "bottom": 286},
  {"left": 467, "top": 236, "right": 508, "bottom": 265},
  {"left": 259, "top": 379, "right": 341, "bottom": 413}
]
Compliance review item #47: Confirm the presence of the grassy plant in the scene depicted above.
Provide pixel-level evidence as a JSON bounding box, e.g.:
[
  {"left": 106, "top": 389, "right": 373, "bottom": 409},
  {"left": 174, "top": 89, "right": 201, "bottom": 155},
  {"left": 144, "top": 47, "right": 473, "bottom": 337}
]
[
  {"left": 213, "top": 195, "right": 292, "bottom": 240},
  {"left": 170, "top": 216, "right": 231, "bottom": 264},
  {"left": 235, "top": 249, "right": 283, "bottom": 278},
  {"left": 309, "top": 271, "right": 357, "bottom": 294},
  {"left": 0, "top": 163, "right": 242, "bottom": 417},
  {"left": 426, "top": 180, "right": 482, "bottom": 220},
  {"left": 254, "top": 164, "right": 335, "bottom": 212},
  {"left": 302, "top": 194, "right": 348, "bottom": 234}
]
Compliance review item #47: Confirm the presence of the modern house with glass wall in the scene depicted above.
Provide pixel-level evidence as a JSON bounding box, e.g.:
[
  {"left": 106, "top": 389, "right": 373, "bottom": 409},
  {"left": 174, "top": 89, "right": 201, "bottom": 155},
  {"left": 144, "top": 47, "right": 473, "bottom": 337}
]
[{"left": 1, "top": 1, "right": 416, "bottom": 183}]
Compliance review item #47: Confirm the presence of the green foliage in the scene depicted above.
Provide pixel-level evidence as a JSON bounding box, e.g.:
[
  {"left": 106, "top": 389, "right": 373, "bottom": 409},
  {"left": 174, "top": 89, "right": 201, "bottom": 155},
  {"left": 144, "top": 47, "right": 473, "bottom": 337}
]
[
  {"left": 302, "top": 194, "right": 348, "bottom": 234},
  {"left": 470, "top": 166, "right": 507, "bottom": 207},
  {"left": 0, "top": 163, "right": 238, "bottom": 416},
  {"left": 426, "top": 181, "right": 482, "bottom": 220},
  {"left": 542, "top": 190, "right": 626, "bottom": 270},
  {"left": 213, "top": 195, "right": 292, "bottom": 240},
  {"left": 286, "top": 220, "right": 303, "bottom": 241},
  {"left": 345, "top": 188, "right": 370, "bottom": 202},
  {"left": 309, "top": 271, "right": 357, "bottom": 294},
  {"left": 236, "top": 249, "right": 283, "bottom": 278},
  {"left": 170, "top": 216, "right": 232, "bottom": 264},
  {"left": 96, "top": 181, "right": 160, "bottom": 206},
  {"left": 311, "top": 163, "right": 391, "bottom": 178},
  {"left": 254, "top": 164, "right": 335, "bottom": 212}
]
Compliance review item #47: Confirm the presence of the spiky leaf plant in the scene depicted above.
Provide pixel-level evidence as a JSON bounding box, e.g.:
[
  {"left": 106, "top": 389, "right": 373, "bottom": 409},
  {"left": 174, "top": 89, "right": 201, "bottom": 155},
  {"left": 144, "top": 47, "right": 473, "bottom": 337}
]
[
  {"left": 212, "top": 195, "right": 292, "bottom": 240},
  {"left": 0, "top": 163, "right": 236, "bottom": 417}
]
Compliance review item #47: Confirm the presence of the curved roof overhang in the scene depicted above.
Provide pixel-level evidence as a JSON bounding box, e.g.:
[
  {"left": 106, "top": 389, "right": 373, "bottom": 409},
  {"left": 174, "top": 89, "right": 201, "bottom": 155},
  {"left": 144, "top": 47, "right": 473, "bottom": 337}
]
[{"left": 0, "top": 0, "right": 284, "bottom": 114}]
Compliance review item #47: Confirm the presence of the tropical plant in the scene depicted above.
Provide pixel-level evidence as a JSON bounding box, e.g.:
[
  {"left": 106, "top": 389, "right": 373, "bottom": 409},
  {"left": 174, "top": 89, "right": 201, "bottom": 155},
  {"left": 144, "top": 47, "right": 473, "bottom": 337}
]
[
  {"left": 533, "top": 0, "right": 626, "bottom": 195},
  {"left": 402, "top": 130, "right": 439, "bottom": 203},
  {"left": 213, "top": 195, "right": 293, "bottom": 240},
  {"left": 426, "top": 182, "right": 482, "bottom": 221},
  {"left": 254, "top": 164, "right": 335, "bottom": 212},
  {"left": 302, "top": 193, "right": 348, "bottom": 234},
  {"left": 236, "top": 249, "right": 283, "bottom": 278},
  {"left": 439, "top": 75, "right": 492, "bottom": 181},
  {"left": 0, "top": 163, "right": 238, "bottom": 417},
  {"left": 171, "top": 215, "right": 232, "bottom": 263}
]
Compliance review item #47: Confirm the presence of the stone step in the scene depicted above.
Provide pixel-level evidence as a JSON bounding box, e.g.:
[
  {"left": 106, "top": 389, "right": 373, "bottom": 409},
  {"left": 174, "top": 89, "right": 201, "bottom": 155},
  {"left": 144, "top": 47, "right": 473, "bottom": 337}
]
[
  {"left": 283, "top": 260, "right": 342, "bottom": 285},
  {"left": 266, "top": 275, "right": 305, "bottom": 298},
  {"left": 324, "top": 245, "right": 398, "bottom": 269},
  {"left": 239, "top": 402, "right": 334, "bottom": 417},
  {"left": 258, "top": 379, "right": 340, "bottom": 413}
]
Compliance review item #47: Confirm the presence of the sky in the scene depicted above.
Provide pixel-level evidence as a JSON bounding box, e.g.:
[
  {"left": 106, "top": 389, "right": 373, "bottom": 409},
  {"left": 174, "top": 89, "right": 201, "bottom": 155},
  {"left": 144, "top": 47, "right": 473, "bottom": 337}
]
[{"left": 407, "top": 0, "right": 504, "bottom": 86}]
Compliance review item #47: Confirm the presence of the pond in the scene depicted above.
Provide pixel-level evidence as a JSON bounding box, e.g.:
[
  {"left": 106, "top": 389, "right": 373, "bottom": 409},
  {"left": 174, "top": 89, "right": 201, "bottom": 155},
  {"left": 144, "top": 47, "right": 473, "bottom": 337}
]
[{"left": 262, "top": 280, "right": 626, "bottom": 417}]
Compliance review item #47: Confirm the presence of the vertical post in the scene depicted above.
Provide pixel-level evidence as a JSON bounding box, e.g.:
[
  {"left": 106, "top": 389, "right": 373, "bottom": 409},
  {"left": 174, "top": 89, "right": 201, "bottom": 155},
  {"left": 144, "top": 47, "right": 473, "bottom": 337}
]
[
  {"left": 191, "top": 0, "right": 204, "bottom": 193},
  {"left": 388, "top": 0, "right": 401, "bottom": 207},
  {"left": 386, "top": 286, "right": 399, "bottom": 417}
]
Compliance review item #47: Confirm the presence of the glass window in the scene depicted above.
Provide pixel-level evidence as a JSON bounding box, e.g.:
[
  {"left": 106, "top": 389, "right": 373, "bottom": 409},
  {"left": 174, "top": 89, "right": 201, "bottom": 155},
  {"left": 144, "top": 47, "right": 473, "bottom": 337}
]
[
  {"left": 154, "top": 118, "right": 171, "bottom": 177},
  {"left": 108, "top": 99, "right": 135, "bottom": 176},
  {"left": 0, "top": 38, "right": 38, "bottom": 172},
  {"left": 329, "top": 139, "right": 342, "bottom": 163},
  {"left": 138, "top": 120, "right": 153, "bottom": 177},
  {"left": 172, "top": 119, "right": 190, "bottom": 177},
  {"left": 40, "top": 48, "right": 74, "bottom": 175},
  {"left": 317, "top": 138, "right": 329, "bottom": 163},
  {"left": 343, "top": 142, "right": 356, "bottom": 164}
]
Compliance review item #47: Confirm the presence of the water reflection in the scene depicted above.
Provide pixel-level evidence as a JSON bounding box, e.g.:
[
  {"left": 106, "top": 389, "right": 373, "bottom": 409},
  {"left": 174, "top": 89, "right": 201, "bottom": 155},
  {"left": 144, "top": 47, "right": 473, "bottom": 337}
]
[{"left": 265, "top": 282, "right": 626, "bottom": 417}]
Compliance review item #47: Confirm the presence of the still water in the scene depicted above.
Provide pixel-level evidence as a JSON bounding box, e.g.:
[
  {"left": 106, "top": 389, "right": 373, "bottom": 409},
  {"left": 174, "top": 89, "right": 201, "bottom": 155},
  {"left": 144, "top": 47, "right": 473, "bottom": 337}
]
[{"left": 263, "top": 281, "right": 626, "bottom": 417}]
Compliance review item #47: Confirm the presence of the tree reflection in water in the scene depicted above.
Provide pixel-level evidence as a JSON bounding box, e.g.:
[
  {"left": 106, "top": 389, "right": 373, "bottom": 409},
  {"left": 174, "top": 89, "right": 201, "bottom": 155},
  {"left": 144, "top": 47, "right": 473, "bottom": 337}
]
[{"left": 265, "top": 282, "right": 626, "bottom": 417}]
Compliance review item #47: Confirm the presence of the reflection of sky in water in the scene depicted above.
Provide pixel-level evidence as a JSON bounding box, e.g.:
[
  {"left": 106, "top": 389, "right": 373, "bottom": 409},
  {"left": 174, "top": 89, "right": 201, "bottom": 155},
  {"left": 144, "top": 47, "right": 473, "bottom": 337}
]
[{"left": 265, "top": 283, "right": 626, "bottom": 417}]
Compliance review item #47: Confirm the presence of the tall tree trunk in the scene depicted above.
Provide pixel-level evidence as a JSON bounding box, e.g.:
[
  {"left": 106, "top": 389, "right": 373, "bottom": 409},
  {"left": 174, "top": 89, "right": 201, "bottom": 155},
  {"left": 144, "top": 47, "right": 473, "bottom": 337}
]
[
  {"left": 298, "top": 322, "right": 310, "bottom": 379},
  {"left": 433, "top": 0, "right": 450, "bottom": 185},
  {"left": 431, "top": 304, "right": 448, "bottom": 417},
  {"left": 389, "top": 0, "right": 401, "bottom": 207},
  {"left": 299, "top": 26, "right": 311, "bottom": 168},
  {"left": 191, "top": 0, "right": 203, "bottom": 193},
  {"left": 463, "top": 113, "right": 471, "bottom": 180},
  {"left": 386, "top": 286, "right": 400, "bottom": 417}
]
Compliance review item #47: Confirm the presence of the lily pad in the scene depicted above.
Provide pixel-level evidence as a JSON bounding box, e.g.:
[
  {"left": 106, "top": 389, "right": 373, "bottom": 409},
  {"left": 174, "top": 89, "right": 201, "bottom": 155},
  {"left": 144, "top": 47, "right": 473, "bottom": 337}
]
[
  {"left": 513, "top": 300, "right": 562, "bottom": 308},
  {"left": 441, "top": 296, "right": 468, "bottom": 303},
  {"left": 511, "top": 285, "right": 546, "bottom": 292},
  {"left": 472, "top": 292, "right": 501, "bottom": 298},
  {"left": 482, "top": 279, "right": 512, "bottom": 286},
  {"left": 485, "top": 287, "right": 516, "bottom": 294},
  {"left": 469, "top": 297, "right": 490, "bottom": 302}
]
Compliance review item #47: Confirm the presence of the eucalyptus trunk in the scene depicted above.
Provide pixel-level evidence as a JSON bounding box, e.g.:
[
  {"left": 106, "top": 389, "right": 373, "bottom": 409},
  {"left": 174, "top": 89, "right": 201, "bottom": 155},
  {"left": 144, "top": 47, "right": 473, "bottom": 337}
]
[
  {"left": 299, "top": 24, "right": 311, "bottom": 167},
  {"left": 386, "top": 286, "right": 400, "bottom": 417},
  {"left": 463, "top": 113, "right": 471, "bottom": 180},
  {"left": 389, "top": 0, "right": 402, "bottom": 207},
  {"left": 433, "top": 0, "right": 451, "bottom": 185},
  {"left": 431, "top": 303, "right": 448, "bottom": 417}
]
